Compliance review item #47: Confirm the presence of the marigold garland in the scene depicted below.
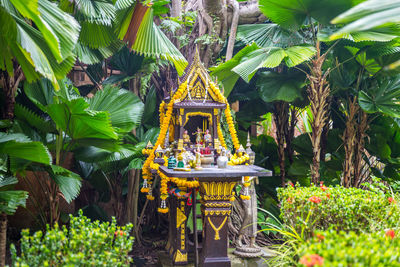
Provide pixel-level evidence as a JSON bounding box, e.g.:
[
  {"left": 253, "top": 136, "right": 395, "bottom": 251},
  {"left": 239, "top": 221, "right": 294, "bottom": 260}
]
[{"left": 217, "top": 121, "right": 227, "bottom": 149}]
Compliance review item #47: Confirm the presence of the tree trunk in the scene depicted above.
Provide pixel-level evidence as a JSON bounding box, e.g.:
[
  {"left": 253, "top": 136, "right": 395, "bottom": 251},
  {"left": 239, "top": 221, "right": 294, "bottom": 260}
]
[
  {"left": 0, "top": 213, "right": 7, "bottom": 267},
  {"left": 342, "top": 97, "right": 358, "bottom": 187},
  {"left": 274, "top": 101, "right": 289, "bottom": 186},
  {"left": 225, "top": 0, "right": 239, "bottom": 61},
  {"left": 353, "top": 110, "right": 368, "bottom": 187},
  {"left": 285, "top": 106, "right": 297, "bottom": 164},
  {"left": 307, "top": 42, "right": 330, "bottom": 185}
]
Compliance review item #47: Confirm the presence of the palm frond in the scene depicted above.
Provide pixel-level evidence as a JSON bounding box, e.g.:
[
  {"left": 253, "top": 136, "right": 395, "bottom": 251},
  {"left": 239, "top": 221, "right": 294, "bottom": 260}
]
[
  {"left": 87, "top": 85, "right": 144, "bottom": 132},
  {"left": 14, "top": 103, "right": 56, "bottom": 133},
  {"left": 237, "top": 23, "right": 304, "bottom": 48},
  {"left": 331, "top": 0, "right": 400, "bottom": 34},
  {"left": 117, "top": 3, "right": 187, "bottom": 75},
  {"left": 0, "top": 132, "right": 51, "bottom": 165},
  {"left": 49, "top": 165, "right": 82, "bottom": 203},
  {"left": 74, "top": 41, "right": 122, "bottom": 64}
]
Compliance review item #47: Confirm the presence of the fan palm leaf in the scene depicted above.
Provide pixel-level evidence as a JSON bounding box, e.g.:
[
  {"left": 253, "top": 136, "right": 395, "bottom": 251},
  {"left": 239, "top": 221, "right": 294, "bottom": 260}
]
[
  {"left": 116, "top": 2, "right": 187, "bottom": 75},
  {"left": 87, "top": 85, "right": 144, "bottom": 132}
]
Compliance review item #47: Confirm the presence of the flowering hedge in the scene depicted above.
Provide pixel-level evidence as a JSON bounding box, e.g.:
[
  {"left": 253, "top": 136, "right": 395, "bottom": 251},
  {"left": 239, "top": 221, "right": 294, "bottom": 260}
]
[
  {"left": 11, "top": 211, "right": 134, "bottom": 266},
  {"left": 278, "top": 184, "right": 400, "bottom": 236},
  {"left": 297, "top": 229, "right": 400, "bottom": 267}
]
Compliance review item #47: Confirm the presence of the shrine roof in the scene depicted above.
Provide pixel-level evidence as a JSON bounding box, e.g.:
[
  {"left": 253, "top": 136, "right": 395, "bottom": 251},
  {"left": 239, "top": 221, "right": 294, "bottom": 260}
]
[{"left": 169, "top": 48, "right": 226, "bottom": 105}]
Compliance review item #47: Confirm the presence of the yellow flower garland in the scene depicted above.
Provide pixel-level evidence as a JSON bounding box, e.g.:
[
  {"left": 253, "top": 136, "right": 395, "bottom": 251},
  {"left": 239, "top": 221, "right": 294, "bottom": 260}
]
[
  {"left": 210, "top": 81, "right": 240, "bottom": 150},
  {"left": 240, "top": 176, "right": 251, "bottom": 200},
  {"left": 217, "top": 121, "right": 227, "bottom": 149},
  {"left": 159, "top": 101, "right": 166, "bottom": 125}
]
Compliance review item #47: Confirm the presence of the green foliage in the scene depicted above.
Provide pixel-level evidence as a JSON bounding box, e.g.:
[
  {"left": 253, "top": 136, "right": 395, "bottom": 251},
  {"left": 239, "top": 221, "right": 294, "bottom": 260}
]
[
  {"left": 278, "top": 184, "right": 400, "bottom": 236},
  {"left": 11, "top": 211, "right": 134, "bottom": 266},
  {"left": 297, "top": 230, "right": 400, "bottom": 267}
]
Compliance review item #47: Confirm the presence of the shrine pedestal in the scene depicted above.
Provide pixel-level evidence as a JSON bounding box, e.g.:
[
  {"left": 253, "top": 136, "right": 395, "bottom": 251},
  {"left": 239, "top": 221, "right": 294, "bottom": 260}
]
[
  {"left": 199, "top": 180, "right": 237, "bottom": 267},
  {"left": 159, "top": 166, "right": 271, "bottom": 267}
]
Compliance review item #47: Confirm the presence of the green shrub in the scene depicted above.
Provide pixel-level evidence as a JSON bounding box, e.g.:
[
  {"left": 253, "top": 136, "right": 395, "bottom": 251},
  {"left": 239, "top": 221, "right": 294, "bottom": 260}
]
[
  {"left": 278, "top": 184, "right": 400, "bottom": 236},
  {"left": 297, "top": 229, "right": 400, "bottom": 266},
  {"left": 11, "top": 211, "right": 134, "bottom": 267}
]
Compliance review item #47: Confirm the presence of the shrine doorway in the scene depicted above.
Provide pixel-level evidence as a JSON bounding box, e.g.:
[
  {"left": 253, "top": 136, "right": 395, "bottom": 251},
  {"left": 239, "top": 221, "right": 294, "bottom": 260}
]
[{"left": 184, "top": 115, "right": 210, "bottom": 143}]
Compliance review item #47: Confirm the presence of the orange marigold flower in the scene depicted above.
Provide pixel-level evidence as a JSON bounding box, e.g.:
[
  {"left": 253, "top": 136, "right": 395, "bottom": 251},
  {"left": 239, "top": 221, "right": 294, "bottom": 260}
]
[
  {"left": 320, "top": 185, "right": 328, "bottom": 191},
  {"left": 308, "top": 196, "right": 321, "bottom": 204},
  {"left": 388, "top": 197, "right": 396, "bottom": 204},
  {"left": 386, "top": 229, "right": 395, "bottom": 239},
  {"left": 299, "top": 254, "right": 324, "bottom": 267}
]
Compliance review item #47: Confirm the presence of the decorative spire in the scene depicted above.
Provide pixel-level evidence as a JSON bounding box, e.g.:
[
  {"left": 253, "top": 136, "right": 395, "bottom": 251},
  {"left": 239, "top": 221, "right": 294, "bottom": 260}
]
[
  {"left": 146, "top": 141, "right": 153, "bottom": 149},
  {"left": 246, "top": 132, "right": 251, "bottom": 150}
]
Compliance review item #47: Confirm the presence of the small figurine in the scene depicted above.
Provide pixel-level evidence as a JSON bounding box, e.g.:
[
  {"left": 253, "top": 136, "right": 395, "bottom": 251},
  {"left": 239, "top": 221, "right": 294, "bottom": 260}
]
[
  {"left": 217, "top": 148, "right": 228, "bottom": 169},
  {"left": 204, "top": 129, "right": 212, "bottom": 144},
  {"left": 193, "top": 127, "right": 203, "bottom": 144},
  {"left": 168, "top": 156, "right": 177, "bottom": 169},
  {"left": 155, "top": 145, "right": 164, "bottom": 158},
  {"left": 183, "top": 130, "right": 191, "bottom": 143},
  {"left": 195, "top": 147, "right": 202, "bottom": 170},
  {"left": 176, "top": 153, "right": 185, "bottom": 168}
]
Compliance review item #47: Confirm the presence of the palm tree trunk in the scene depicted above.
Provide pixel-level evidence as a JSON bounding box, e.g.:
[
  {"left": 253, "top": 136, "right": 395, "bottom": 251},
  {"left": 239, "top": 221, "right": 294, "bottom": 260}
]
[
  {"left": 307, "top": 43, "right": 330, "bottom": 185},
  {"left": 274, "top": 101, "right": 289, "bottom": 186},
  {"left": 342, "top": 98, "right": 358, "bottom": 187},
  {"left": 353, "top": 110, "right": 368, "bottom": 187},
  {"left": 0, "top": 213, "right": 7, "bottom": 267}
]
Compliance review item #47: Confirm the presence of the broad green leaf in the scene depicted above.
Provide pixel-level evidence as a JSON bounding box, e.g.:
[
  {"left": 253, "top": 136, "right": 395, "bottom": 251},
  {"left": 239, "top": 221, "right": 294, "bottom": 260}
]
[
  {"left": 358, "top": 77, "right": 400, "bottom": 117},
  {"left": 87, "top": 85, "right": 144, "bottom": 132},
  {"left": 117, "top": 3, "right": 187, "bottom": 75},
  {"left": 14, "top": 104, "right": 56, "bottom": 133},
  {"left": 346, "top": 46, "right": 382, "bottom": 74},
  {"left": 259, "top": 0, "right": 357, "bottom": 30},
  {"left": 232, "top": 46, "right": 316, "bottom": 82},
  {"left": 210, "top": 43, "right": 260, "bottom": 96},
  {"left": 46, "top": 98, "right": 118, "bottom": 140},
  {"left": 331, "top": 0, "right": 400, "bottom": 38},
  {"left": 0, "top": 133, "right": 51, "bottom": 165},
  {"left": 237, "top": 23, "right": 304, "bottom": 47},
  {"left": 257, "top": 71, "right": 306, "bottom": 103},
  {"left": 0, "top": 190, "right": 28, "bottom": 215},
  {"left": 50, "top": 165, "right": 82, "bottom": 203}
]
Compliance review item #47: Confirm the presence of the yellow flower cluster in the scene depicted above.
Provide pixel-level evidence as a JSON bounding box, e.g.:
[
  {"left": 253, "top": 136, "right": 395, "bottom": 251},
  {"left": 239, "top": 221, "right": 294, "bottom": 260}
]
[
  {"left": 240, "top": 195, "right": 251, "bottom": 200},
  {"left": 210, "top": 81, "right": 240, "bottom": 150},
  {"left": 158, "top": 207, "right": 169, "bottom": 213},
  {"left": 146, "top": 195, "right": 155, "bottom": 200},
  {"left": 217, "top": 121, "right": 227, "bottom": 149},
  {"left": 157, "top": 170, "right": 199, "bottom": 189},
  {"left": 150, "top": 161, "right": 160, "bottom": 171},
  {"left": 228, "top": 153, "right": 249, "bottom": 165}
]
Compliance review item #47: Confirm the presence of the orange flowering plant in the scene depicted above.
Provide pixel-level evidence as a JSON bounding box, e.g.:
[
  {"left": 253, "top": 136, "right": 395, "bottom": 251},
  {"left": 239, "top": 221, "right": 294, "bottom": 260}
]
[
  {"left": 278, "top": 184, "right": 400, "bottom": 236},
  {"left": 297, "top": 230, "right": 400, "bottom": 266}
]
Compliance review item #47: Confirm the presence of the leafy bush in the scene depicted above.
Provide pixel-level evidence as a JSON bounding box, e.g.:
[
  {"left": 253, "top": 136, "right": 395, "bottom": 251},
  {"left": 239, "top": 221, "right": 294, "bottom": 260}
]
[
  {"left": 11, "top": 211, "right": 134, "bottom": 267},
  {"left": 297, "top": 229, "right": 400, "bottom": 266},
  {"left": 278, "top": 184, "right": 400, "bottom": 236}
]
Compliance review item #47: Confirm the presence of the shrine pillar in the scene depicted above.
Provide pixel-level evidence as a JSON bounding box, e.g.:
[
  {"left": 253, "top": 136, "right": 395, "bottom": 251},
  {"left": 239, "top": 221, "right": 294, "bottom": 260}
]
[{"left": 199, "top": 180, "right": 237, "bottom": 267}]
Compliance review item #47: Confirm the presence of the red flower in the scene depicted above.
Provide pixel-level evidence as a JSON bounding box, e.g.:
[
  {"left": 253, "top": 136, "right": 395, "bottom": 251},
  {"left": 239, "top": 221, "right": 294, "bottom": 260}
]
[
  {"left": 320, "top": 185, "right": 328, "bottom": 191},
  {"left": 326, "top": 193, "right": 331, "bottom": 199},
  {"left": 288, "top": 182, "right": 294, "bottom": 187},
  {"left": 386, "top": 229, "right": 395, "bottom": 239},
  {"left": 308, "top": 196, "right": 321, "bottom": 204},
  {"left": 316, "top": 233, "right": 325, "bottom": 241},
  {"left": 299, "top": 254, "right": 324, "bottom": 267},
  {"left": 388, "top": 197, "right": 396, "bottom": 204},
  {"left": 114, "top": 230, "right": 125, "bottom": 237},
  {"left": 287, "top": 197, "right": 294, "bottom": 204}
]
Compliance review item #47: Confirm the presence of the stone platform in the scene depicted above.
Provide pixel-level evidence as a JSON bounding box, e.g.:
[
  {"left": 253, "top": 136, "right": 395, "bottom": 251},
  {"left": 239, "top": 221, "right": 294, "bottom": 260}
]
[{"left": 157, "top": 247, "right": 274, "bottom": 267}]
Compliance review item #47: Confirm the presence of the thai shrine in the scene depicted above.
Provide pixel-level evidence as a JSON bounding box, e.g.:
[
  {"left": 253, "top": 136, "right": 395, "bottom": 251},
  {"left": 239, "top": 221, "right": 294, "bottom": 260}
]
[{"left": 141, "top": 51, "right": 269, "bottom": 267}]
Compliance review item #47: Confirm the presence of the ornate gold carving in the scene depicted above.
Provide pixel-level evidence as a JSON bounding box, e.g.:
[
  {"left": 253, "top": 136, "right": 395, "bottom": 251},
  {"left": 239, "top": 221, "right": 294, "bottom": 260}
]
[
  {"left": 204, "top": 202, "right": 232, "bottom": 208},
  {"left": 214, "top": 109, "right": 219, "bottom": 116},
  {"left": 176, "top": 208, "right": 187, "bottom": 228},
  {"left": 180, "top": 108, "right": 184, "bottom": 115},
  {"left": 204, "top": 210, "right": 232, "bottom": 216},
  {"left": 174, "top": 250, "right": 188, "bottom": 263},
  {"left": 200, "top": 181, "right": 236, "bottom": 197},
  {"left": 208, "top": 216, "right": 228, "bottom": 240},
  {"left": 184, "top": 112, "right": 212, "bottom": 126}
]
